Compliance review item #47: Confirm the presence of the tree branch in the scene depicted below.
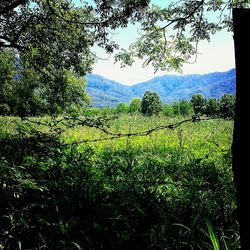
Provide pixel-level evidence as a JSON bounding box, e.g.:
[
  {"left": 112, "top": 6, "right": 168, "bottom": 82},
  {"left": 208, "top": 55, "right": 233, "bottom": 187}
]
[
  {"left": 159, "top": 0, "right": 205, "bottom": 32},
  {"left": 45, "top": 0, "right": 106, "bottom": 27}
]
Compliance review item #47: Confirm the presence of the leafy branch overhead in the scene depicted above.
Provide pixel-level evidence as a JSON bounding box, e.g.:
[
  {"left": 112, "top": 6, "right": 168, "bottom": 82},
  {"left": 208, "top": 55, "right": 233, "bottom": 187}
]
[
  {"left": 1, "top": 0, "right": 250, "bottom": 76},
  {"left": 115, "top": 0, "right": 250, "bottom": 72},
  {"left": 0, "top": 0, "right": 152, "bottom": 115},
  {"left": 0, "top": 0, "right": 150, "bottom": 74}
]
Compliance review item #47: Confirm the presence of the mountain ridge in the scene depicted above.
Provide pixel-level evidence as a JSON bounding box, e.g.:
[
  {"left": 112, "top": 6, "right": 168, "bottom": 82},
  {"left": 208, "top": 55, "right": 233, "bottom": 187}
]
[{"left": 86, "top": 69, "right": 236, "bottom": 108}]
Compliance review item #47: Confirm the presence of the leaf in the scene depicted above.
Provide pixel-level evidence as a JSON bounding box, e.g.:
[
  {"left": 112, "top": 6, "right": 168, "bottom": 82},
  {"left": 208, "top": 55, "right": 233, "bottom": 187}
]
[
  {"left": 70, "top": 242, "right": 82, "bottom": 250},
  {"left": 205, "top": 219, "right": 220, "bottom": 250},
  {"left": 172, "top": 223, "right": 191, "bottom": 232},
  {"left": 18, "top": 241, "right": 22, "bottom": 250}
]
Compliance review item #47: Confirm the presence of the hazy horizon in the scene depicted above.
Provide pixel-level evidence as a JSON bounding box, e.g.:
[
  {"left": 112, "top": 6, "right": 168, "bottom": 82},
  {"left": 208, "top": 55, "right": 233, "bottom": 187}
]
[{"left": 88, "top": 67, "right": 235, "bottom": 86}]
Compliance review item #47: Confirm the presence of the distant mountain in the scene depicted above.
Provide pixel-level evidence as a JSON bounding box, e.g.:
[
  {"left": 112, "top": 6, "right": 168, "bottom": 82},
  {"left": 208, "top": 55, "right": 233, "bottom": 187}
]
[
  {"left": 86, "top": 69, "right": 236, "bottom": 108},
  {"left": 86, "top": 74, "right": 134, "bottom": 108}
]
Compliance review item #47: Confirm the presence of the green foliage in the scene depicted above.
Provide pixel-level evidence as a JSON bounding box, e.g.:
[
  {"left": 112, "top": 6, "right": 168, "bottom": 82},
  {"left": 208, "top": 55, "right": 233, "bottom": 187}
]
[
  {"left": 0, "top": 49, "right": 15, "bottom": 115},
  {"left": 25, "top": 69, "right": 91, "bottom": 116},
  {"left": 205, "top": 219, "right": 220, "bottom": 250},
  {"left": 116, "top": 102, "right": 129, "bottom": 113},
  {"left": 0, "top": 0, "right": 152, "bottom": 75},
  {"left": 206, "top": 98, "right": 221, "bottom": 117},
  {"left": 172, "top": 101, "right": 181, "bottom": 115},
  {"left": 165, "top": 100, "right": 194, "bottom": 116},
  {"left": 12, "top": 68, "right": 44, "bottom": 116},
  {"left": 0, "top": 48, "right": 90, "bottom": 116},
  {"left": 179, "top": 99, "right": 193, "bottom": 116},
  {"left": 114, "top": 1, "right": 250, "bottom": 72},
  {"left": 140, "top": 91, "right": 163, "bottom": 116},
  {"left": 115, "top": 30, "right": 193, "bottom": 73},
  {"left": 220, "top": 94, "right": 236, "bottom": 119},
  {"left": 86, "top": 94, "right": 234, "bottom": 120},
  {"left": 191, "top": 93, "right": 208, "bottom": 115},
  {"left": 129, "top": 98, "right": 141, "bottom": 113},
  {"left": 163, "top": 103, "right": 174, "bottom": 116},
  {"left": 0, "top": 115, "right": 238, "bottom": 249}
]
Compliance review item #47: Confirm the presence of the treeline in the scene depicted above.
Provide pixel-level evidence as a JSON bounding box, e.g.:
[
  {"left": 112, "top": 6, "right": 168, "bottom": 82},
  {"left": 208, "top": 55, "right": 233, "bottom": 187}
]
[
  {"left": 88, "top": 91, "right": 236, "bottom": 119},
  {"left": 0, "top": 50, "right": 235, "bottom": 119},
  {"left": 0, "top": 49, "right": 90, "bottom": 117}
]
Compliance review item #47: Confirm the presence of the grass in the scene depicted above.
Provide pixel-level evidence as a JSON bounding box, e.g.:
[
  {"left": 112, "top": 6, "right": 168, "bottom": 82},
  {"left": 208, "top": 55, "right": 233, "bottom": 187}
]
[{"left": 0, "top": 114, "right": 239, "bottom": 249}]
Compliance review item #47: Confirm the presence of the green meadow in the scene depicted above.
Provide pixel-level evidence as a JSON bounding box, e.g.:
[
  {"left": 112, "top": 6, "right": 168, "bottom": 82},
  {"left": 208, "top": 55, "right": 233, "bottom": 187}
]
[{"left": 0, "top": 114, "right": 238, "bottom": 249}]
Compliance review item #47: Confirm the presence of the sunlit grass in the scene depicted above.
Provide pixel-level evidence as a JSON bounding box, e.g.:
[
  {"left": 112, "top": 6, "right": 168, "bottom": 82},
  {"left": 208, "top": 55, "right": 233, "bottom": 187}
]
[
  {"left": 0, "top": 114, "right": 237, "bottom": 249},
  {"left": 61, "top": 114, "right": 233, "bottom": 159}
]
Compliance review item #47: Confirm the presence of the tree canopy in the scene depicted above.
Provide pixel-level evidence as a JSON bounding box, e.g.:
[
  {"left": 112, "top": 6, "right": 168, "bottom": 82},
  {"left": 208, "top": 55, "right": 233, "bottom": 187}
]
[
  {"left": 0, "top": 0, "right": 150, "bottom": 74},
  {"left": 115, "top": 0, "right": 250, "bottom": 72},
  {"left": 141, "top": 91, "right": 163, "bottom": 116},
  {"left": 1, "top": 0, "right": 250, "bottom": 76},
  {"left": 0, "top": 0, "right": 152, "bottom": 114}
]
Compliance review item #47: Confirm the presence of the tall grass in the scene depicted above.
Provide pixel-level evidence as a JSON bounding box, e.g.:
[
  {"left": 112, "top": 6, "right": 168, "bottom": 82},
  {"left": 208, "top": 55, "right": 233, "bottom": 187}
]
[{"left": 0, "top": 114, "right": 238, "bottom": 249}]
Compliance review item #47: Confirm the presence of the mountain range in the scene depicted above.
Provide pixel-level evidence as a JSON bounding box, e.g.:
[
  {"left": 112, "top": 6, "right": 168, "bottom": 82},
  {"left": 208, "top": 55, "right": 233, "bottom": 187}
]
[{"left": 86, "top": 68, "right": 236, "bottom": 108}]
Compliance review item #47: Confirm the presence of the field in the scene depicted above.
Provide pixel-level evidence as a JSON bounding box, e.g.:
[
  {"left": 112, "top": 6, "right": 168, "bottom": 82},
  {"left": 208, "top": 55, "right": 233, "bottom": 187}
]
[{"left": 0, "top": 114, "right": 238, "bottom": 249}]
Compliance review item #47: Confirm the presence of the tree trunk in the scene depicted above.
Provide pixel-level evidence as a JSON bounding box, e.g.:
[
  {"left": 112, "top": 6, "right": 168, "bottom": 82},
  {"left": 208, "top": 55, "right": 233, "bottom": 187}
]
[{"left": 232, "top": 8, "right": 250, "bottom": 249}]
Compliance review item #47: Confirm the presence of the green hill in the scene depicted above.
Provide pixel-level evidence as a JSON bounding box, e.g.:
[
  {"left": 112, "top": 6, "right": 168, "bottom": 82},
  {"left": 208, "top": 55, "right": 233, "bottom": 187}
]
[{"left": 86, "top": 69, "right": 236, "bottom": 107}]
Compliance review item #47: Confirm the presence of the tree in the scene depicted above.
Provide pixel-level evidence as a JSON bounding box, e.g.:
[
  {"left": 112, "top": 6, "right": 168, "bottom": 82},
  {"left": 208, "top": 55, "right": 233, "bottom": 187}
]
[
  {"left": 232, "top": 10, "right": 250, "bottom": 249},
  {"left": 219, "top": 94, "right": 235, "bottom": 119},
  {"left": 0, "top": 50, "right": 90, "bottom": 116},
  {"left": 0, "top": 0, "right": 150, "bottom": 71},
  {"left": 115, "top": 1, "right": 249, "bottom": 73},
  {"left": 172, "top": 101, "right": 180, "bottom": 116},
  {"left": 116, "top": 102, "right": 128, "bottom": 114},
  {"left": 129, "top": 98, "right": 141, "bottom": 113},
  {"left": 140, "top": 91, "right": 163, "bottom": 116},
  {"left": 41, "top": 69, "right": 90, "bottom": 115},
  {"left": 205, "top": 98, "right": 220, "bottom": 117},
  {"left": 190, "top": 93, "right": 207, "bottom": 115},
  {"left": 0, "top": 49, "right": 16, "bottom": 115},
  {"left": 0, "top": 0, "right": 150, "bottom": 114},
  {"left": 179, "top": 99, "right": 193, "bottom": 116},
  {"left": 12, "top": 68, "right": 44, "bottom": 116},
  {"left": 163, "top": 103, "right": 174, "bottom": 117}
]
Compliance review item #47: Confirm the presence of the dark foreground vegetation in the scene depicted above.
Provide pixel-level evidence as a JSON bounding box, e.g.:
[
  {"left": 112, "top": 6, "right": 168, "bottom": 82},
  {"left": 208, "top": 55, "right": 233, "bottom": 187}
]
[{"left": 0, "top": 114, "right": 238, "bottom": 249}]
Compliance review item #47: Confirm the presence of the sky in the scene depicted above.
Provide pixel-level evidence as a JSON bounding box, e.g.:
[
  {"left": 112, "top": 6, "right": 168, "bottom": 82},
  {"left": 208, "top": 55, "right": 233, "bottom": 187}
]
[
  {"left": 73, "top": 0, "right": 235, "bottom": 85},
  {"left": 92, "top": 30, "right": 235, "bottom": 85}
]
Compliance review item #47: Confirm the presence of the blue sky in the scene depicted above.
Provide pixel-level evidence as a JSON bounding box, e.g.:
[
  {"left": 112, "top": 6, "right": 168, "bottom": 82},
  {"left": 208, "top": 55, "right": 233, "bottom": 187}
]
[{"left": 73, "top": 0, "right": 235, "bottom": 85}]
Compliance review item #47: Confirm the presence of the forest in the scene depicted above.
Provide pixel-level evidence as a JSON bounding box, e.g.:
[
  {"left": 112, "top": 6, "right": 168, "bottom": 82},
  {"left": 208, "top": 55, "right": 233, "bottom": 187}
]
[{"left": 1, "top": 0, "right": 250, "bottom": 249}]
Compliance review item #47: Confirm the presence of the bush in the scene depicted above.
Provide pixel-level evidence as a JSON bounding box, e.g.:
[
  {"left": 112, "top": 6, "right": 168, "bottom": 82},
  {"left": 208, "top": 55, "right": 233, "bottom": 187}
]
[{"left": 163, "top": 103, "right": 174, "bottom": 116}]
